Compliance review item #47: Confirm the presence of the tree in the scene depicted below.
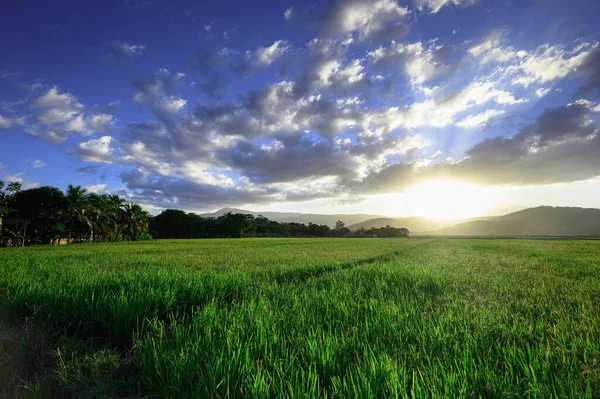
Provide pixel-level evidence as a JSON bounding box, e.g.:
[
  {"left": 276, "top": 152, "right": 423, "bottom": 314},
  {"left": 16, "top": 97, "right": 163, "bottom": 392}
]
[
  {"left": 0, "top": 180, "right": 20, "bottom": 245},
  {"left": 0, "top": 180, "right": 21, "bottom": 217},
  {"left": 14, "top": 186, "right": 65, "bottom": 245},
  {"left": 122, "top": 203, "right": 149, "bottom": 240},
  {"left": 64, "top": 185, "right": 91, "bottom": 242},
  {"left": 107, "top": 195, "right": 126, "bottom": 241},
  {"left": 332, "top": 220, "right": 350, "bottom": 237}
]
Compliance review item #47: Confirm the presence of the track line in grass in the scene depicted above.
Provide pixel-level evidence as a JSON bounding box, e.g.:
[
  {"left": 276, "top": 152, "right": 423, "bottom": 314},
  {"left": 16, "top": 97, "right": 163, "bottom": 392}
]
[{"left": 267, "top": 239, "right": 440, "bottom": 287}]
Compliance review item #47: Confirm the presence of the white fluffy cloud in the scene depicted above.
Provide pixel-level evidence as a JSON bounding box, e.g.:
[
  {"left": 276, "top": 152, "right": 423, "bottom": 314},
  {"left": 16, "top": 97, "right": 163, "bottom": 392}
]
[
  {"left": 369, "top": 41, "right": 443, "bottom": 84},
  {"left": 322, "top": 0, "right": 408, "bottom": 42},
  {"left": 74, "top": 136, "right": 115, "bottom": 163},
  {"left": 28, "top": 87, "right": 114, "bottom": 142},
  {"left": 414, "top": 0, "right": 475, "bottom": 13},
  {"left": 254, "top": 40, "right": 290, "bottom": 66},
  {"left": 510, "top": 43, "right": 597, "bottom": 86},
  {"left": 469, "top": 33, "right": 598, "bottom": 88},
  {"left": 456, "top": 109, "right": 506, "bottom": 128},
  {"left": 85, "top": 184, "right": 107, "bottom": 194}
]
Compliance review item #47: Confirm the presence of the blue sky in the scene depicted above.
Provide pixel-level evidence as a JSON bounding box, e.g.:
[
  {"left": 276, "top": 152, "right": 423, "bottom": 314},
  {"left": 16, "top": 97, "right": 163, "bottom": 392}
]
[{"left": 1, "top": 0, "right": 600, "bottom": 217}]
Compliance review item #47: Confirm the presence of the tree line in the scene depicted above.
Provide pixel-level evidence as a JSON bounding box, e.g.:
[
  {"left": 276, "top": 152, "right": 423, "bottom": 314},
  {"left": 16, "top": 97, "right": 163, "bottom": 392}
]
[
  {"left": 149, "top": 209, "right": 410, "bottom": 239},
  {"left": 0, "top": 180, "right": 150, "bottom": 246},
  {"left": 1, "top": 180, "right": 409, "bottom": 247}
]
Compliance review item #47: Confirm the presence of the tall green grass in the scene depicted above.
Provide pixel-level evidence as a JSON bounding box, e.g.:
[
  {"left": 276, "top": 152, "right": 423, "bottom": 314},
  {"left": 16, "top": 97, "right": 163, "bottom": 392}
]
[{"left": 1, "top": 238, "right": 599, "bottom": 397}]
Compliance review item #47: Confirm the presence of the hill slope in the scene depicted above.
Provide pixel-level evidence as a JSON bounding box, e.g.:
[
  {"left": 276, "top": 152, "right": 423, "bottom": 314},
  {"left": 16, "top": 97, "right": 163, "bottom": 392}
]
[
  {"left": 432, "top": 206, "right": 600, "bottom": 236},
  {"left": 200, "top": 208, "right": 386, "bottom": 227},
  {"left": 347, "top": 217, "right": 462, "bottom": 233}
]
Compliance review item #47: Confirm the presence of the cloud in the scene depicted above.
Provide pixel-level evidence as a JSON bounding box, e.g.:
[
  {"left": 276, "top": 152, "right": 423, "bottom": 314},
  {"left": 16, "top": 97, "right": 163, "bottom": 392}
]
[
  {"left": 101, "top": 49, "right": 529, "bottom": 208},
  {"left": 320, "top": 0, "right": 409, "bottom": 42},
  {"left": 467, "top": 30, "right": 516, "bottom": 64},
  {"left": 109, "top": 41, "right": 146, "bottom": 58},
  {"left": 37, "top": 19, "right": 594, "bottom": 211},
  {"left": 35, "top": 87, "right": 83, "bottom": 114},
  {"left": 284, "top": 7, "right": 293, "bottom": 21},
  {"left": 85, "top": 184, "right": 107, "bottom": 194},
  {"left": 468, "top": 32, "right": 598, "bottom": 88},
  {"left": 254, "top": 40, "right": 290, "bottom": 66},
  {"left": 217, "top": 134, "right": 359, "bottom": 184},
  {"left": 414, "top": 0, "right": 475, "bottom": 14},
  {"left": 510, "top": 43, "right": 597, "bottom": 87},
  {"left": 73, "top": 136, "right": 115, "bottom": 163},
  {"left": 132, "top": 69, "right": 188, "bottom": 119},
  {"left": 120, "top": 167, "right": 279, "bottom": 211},
  {"left": 1, "top": 172, "right": 38, "bottom": 190},
  {"left": 289, "top": 38, "right": 371, "bottom": 99},
  {"left": 155, "top": 97, "right": 187, "bottom": 114},
  {"left": 31, "top": 159, "right": 46, "bottom": 168},
  {"left": 535, "top": 88, "right": 551, "bottom": 98},
  {"left": 4, "top": 172, "right": 25, "bottom": 183},
  {"left": 456, "top": 109, "right": 505, "bottom": 128},
  {"left": 0, "top": 115, "right": 11, "bottom": 129},
  {"left": 76, "top": 165, "right": 100, "bottom": 175},
  {"left": 358, "top": 80, "right": 524, "bottom": 133},
  {"left": 369, "top": 40, "right": 444, "bottom": 84},
  {"left": 132, "top": 68, "right": 184, "bottom": 104},
  {"left": 0, "top": 69, "right": 19, "bottom": 79},
  {"left": 356, "top": 101, "right": 600, "bottom": 193},
  {"left": 23, "top": 182, "right": 40, "bottom": 190},
  {"left": 576, "top": 47, "right": 600, "bottom": 95},
  {"left": 223, "top": 28, "right": 235, "bottom": 40},
  {"left": 26, "top": 86, "right": 114, "bottom": 142}
]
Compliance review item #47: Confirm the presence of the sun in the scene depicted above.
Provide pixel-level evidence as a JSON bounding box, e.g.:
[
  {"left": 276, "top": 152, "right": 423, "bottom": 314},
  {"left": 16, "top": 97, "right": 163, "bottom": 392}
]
[{"left": 372, "top": 179, "right": 500, "bottom": 220}]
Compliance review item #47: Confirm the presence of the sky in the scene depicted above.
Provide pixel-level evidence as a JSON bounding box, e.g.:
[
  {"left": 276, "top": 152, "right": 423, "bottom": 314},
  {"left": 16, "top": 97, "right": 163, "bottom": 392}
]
[{"left": 1, "top": 0, "right": 600, "bottom": 219}]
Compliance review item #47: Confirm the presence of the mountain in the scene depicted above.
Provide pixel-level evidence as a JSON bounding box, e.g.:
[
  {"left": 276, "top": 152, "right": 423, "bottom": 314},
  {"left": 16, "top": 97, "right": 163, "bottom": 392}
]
[
  {"left": 347, "top": 217, "right": 462, "bottom": 233},
  {"left": 430, "top": 206, "right": 600, "bottom": 236},
  {"left": 200, "top": 208, "right": 387, "bottom": 227}
]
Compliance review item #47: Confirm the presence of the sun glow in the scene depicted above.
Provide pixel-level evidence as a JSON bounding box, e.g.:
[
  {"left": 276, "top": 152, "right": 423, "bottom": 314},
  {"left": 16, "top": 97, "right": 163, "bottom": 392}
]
[{"left": 375, "top": 179, "right": 501, "bottom": 220}]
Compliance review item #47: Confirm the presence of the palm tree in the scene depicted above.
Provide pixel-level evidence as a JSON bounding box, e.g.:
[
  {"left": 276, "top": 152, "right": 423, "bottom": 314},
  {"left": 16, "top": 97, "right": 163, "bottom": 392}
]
[
  {"left": 108, "top": 195, "right": 125, "bottom": 240},
  {"left": 122, "top": 203, "right": 149, "bottom": 240},
  {"left": 64, "top": 185, "right": 90, "bottom": 242},
  {"left": 88, "top": 193, "right": 115, "bottom": 242}
]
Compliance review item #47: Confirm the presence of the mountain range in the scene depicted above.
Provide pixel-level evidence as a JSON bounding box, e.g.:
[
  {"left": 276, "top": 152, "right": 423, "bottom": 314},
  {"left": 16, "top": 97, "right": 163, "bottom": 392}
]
[
  {"left": 202, "top": 206, "right": 600, "bottom": 236},
  {"left": 429, "top": 206, "right": 600, "bottom": 236},
  {"left": 200, "top": 207, "right": 387, "bottom": 227}
]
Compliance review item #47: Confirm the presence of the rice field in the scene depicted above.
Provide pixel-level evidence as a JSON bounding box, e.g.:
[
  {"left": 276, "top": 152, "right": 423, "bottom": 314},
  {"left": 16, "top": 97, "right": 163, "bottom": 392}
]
[{"left": 1, "top": 238, "right": 599, "bottom": 398}]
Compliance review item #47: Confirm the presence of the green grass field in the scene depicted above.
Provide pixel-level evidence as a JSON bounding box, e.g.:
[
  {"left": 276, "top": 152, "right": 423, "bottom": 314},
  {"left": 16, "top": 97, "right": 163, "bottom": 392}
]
[{"left": 1, "top": 238, "right": 599, "bottom": 398}]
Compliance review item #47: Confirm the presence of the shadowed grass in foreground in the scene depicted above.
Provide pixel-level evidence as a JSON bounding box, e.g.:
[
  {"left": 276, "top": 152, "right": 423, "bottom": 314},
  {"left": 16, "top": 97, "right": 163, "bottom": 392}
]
[{"left": 0, "top": 238, "right": 599, "bottom": 398}]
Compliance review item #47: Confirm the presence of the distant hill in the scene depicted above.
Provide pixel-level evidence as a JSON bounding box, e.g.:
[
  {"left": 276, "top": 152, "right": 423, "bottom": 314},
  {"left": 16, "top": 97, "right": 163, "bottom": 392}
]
[
  {"left": 347, "top": 217, "right": 462, "bottom": 233},
  {"left": 200, "top": 208, "right": 387, "bottom": 227},
  {"left": 430, "top": 206, "right": 600, "bottom": 236}
]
